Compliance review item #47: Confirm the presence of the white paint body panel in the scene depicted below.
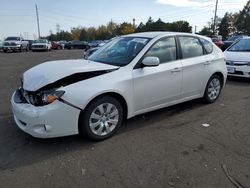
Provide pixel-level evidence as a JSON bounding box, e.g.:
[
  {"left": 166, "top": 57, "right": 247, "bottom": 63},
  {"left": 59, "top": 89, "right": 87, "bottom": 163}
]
[
  {"left": 224, "top": 50, "right": 250, "bottom": 78},
  {"left": 11, "top": 32, "right": 227, "bottom": 138},
  {"left": 23, "top": 60, "right": 118, "bottom": 91}
]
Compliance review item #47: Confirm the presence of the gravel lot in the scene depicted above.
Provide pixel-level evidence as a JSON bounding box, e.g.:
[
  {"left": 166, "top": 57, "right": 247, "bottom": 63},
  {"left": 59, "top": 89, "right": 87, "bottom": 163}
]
[{"left": 0, "top": 50, "right": 250, "bottom": 188}]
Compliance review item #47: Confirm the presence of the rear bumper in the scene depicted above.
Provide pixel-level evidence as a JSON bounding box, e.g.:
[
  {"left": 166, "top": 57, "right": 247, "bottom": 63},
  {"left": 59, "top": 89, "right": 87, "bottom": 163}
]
[{"left": 11, "top": 91, "right": 80, "bottom": 138}]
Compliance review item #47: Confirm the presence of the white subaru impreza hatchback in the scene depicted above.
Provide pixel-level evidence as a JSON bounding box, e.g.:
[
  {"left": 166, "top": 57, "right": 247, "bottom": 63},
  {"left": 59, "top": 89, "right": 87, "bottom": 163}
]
[{"left": 11, "top": 32, "right": 227, "bottom": 140}]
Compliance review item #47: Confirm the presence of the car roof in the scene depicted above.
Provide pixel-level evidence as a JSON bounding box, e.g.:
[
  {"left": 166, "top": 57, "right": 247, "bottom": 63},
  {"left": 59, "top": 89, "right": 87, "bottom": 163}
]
[
  {"left": 124, "top": 32, "right": 205, "bottom": 39},
  {"left": 123, "top": 32, "right": 212, "bottom": 42}
]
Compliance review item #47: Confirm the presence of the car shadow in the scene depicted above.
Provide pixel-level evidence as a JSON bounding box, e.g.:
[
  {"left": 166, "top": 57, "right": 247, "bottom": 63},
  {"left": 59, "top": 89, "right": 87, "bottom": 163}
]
[
  {"left": 227, "top": 76, "right": 250, "bottom": 85},
  {"left": 0, "top": 99, "right": 205, "bottom": 171}
]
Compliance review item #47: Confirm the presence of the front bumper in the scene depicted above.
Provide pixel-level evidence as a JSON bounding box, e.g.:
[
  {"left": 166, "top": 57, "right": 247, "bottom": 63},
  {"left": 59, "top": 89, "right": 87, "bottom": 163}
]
[
  {"left": 227, "top": 65, "right": 250, "bottom": 78},
  {"left": 11, "top": 90, "right": 81, "bottom": 138},
  {"left": 3, "top": 46, "right": 21, "bottom": 50},
  {"left": 32, "top": 47, "right": 48, "bottom": 51}
]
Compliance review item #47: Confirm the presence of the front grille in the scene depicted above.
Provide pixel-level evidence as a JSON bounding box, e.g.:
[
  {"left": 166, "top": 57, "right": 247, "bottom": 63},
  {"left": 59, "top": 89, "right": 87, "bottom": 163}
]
[
  {"left": 229, "top": 71, "right": 244, "bottom": 75},
  {"left": 4, "top": 42, "right": 17, "bottom": 46},
  {"left": 32, "top": 45, "right": 45, "bottom": 48},
  {"left": 226, "top": 61, "right": 249, "bottom": 66}
]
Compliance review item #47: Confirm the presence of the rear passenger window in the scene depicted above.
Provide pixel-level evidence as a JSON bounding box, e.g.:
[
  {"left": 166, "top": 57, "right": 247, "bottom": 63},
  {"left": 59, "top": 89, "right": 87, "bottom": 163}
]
[
  {"left": 145, "top": 37, "right": 177, "bottom": 64},
  {"left": 179, "top": 37, "right": 203, "bottom": 59},
  {"left": 200, "top": 38, "right": 213, "bottom": 54}
]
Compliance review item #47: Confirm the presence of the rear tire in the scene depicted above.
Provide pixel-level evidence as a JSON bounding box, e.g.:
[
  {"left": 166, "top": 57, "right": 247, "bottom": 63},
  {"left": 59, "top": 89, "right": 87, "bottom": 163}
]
[
  {"left": 203, "top": 75, "right": 222, "bottom": 103},
  {"left": 19, "top": 46, "right": 22, "bottom": 52},
  {"left": 79, "top": 96, "right": 123, "bottom": 141}
]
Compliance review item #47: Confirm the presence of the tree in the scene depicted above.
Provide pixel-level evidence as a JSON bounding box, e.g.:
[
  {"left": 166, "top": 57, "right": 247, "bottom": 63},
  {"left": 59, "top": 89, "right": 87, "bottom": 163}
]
[
  {"left": 96, "top": 25, "right": 109, "bottom": 40},
  {"left": 199, "top": 26, "right": 213, "bottom": 36},
  {"left": 199, "top": 17, "right": 221, "bottom": 36},
  {"left": 71, "top": 27, "right": 83, "bottom": 40},
  {"left": 117, "top": 22, "right": 135, "bottom": 35},
  {"left": 135, "top": 22, "right": 146, "bottom": 32},
  {"left": 169, "top": 21, "right": 192, "bottom": 32},
  {"left": 235, "top": 0, "right": 250, "bottom": 35},
  {"left": 107, "top": 20, "right": 118, "bottom": 38},
  {"left": 79, "top": 28, "right": 88, "bottom": 41},
  {"left": 145, "top": 17, "right": 154, "bottom": 31},
  {"left": 152, "top": 18, "right": 167, "bottom": 31},
  {"left": 218, "top": 12, "right": 232, "bottom": 40}
]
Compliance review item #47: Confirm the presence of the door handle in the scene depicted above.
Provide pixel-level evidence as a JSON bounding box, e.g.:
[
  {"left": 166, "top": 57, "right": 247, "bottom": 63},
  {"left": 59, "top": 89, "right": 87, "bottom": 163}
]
[
  {"left": 204, "top": 61, "right": 211, "bottom": 65},
  {"left": 171, "top": 67, "right": 182, "bottom": 73}
]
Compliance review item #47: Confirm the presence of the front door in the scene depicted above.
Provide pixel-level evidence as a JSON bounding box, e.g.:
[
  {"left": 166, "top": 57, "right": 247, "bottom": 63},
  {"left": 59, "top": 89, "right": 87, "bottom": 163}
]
[{"left": 132, "top": 37, "right": 182, "bottom": 112}]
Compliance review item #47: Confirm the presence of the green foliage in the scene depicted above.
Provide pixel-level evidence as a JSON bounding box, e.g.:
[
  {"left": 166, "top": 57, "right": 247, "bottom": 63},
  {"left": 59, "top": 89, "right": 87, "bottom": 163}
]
[
  {"left": 235, "top": 0, "right": 250, "bottom": 35},
  {"left": 218, "top": 13, "right": 233, "bottom": 40},
  {"left": 200, "top": 0, "right": 250, "bottom": 39},
  {"left": 46, "top": 17, "right": 192, "bottom": 41}
]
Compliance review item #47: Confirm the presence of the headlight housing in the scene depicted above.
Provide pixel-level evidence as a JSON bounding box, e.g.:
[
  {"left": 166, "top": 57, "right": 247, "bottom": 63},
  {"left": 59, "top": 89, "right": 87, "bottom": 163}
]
[
  {"left": 22, "top": 89, "right": 65, "bottom": 106},
  {"left": 40, "top": 90, "right": 65, "bottom": 105}
]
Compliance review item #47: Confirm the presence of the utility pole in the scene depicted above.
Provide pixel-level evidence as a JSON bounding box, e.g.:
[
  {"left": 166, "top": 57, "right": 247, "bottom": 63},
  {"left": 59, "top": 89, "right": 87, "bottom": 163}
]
[
  {"left": 213, "top": 0, "right": 218, "bottom": 35},
  {"left": 35, "top": 4, "right": 41, "bottom": 39}
]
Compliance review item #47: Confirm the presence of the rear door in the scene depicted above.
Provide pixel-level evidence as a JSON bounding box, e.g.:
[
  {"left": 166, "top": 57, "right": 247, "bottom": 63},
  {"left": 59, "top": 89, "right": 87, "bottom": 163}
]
[{"left": 178, "top": 36, "right": 212, "bottom": 98}]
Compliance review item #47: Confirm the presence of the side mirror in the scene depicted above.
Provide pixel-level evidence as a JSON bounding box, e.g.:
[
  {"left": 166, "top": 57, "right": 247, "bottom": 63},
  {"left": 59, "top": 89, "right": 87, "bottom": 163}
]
[{"left": 142, "top": 56, "right": 160, "bottom": 67}]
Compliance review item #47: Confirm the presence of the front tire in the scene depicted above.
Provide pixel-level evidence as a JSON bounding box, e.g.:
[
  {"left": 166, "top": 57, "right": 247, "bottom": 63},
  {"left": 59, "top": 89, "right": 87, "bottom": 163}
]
[
  {"left": 79, "top": 96, "right": 123, "bottom": 141},
  {"left": 203, "top": 75, "right": 222, "bottom": 103}
]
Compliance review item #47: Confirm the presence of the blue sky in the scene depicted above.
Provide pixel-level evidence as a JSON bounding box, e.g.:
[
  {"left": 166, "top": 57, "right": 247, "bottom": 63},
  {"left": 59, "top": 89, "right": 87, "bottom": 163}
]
[{"left": 0, "top": 0, "right": 248, "bottom": 39}]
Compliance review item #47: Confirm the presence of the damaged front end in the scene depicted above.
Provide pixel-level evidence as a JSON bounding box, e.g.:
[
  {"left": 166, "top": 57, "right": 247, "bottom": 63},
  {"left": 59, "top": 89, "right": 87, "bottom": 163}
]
[{"left": 17, "top": 69, "right": 117, "bottom": 107}]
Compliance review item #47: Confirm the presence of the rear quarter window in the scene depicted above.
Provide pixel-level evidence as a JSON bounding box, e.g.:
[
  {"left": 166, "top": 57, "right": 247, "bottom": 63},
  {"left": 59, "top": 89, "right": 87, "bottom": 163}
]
[
  {"left": 179, "top": 36, "right": 204, "bottom": 59},
  {"left": 200, "top": 38, "right": 213, "bottom": 54}
]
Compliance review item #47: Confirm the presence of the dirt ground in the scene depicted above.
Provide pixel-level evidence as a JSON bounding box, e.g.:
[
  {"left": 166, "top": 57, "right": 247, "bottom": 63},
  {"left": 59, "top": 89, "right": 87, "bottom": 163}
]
[{"left": 0, "top": 50, "right": 250, "bottom": 188}]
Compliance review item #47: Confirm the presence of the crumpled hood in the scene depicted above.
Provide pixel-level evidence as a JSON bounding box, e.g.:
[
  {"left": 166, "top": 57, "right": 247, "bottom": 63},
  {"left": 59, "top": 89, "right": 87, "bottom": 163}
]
[
  {"left": 224, "top": 51, "right": 250, "bottom": 62},
  {"left": 23, "top": 59, "right": 118, "bottom": 91}
]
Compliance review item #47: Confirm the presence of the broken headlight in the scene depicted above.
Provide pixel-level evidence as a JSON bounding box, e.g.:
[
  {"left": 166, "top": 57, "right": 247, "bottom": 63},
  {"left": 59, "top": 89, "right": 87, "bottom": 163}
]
[{"left": 40, "top": 90, "right": 65, "bottom": 105}]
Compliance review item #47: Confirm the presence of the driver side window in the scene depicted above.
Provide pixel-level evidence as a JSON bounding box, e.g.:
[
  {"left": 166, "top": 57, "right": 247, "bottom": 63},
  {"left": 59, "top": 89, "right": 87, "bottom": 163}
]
[{"left": 145, "top": 37, "right": 177, "bottom": 64}]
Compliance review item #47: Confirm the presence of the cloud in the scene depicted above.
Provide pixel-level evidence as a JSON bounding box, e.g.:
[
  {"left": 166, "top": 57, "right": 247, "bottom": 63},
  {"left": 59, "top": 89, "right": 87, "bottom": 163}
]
[
  {"left": 156, "top": 0, "right": 212, "bottom": 8},
  {"left": 156, "top": 0, "right": 248, "bottom": 10}
]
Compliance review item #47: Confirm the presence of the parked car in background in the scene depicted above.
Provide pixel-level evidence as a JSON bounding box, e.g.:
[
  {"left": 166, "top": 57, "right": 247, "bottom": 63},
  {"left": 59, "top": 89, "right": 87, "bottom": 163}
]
[
  {"left": 0, "top": 40, "right": 3, "bottom": 50},
  {"left": 83, "top": 47, "right": 99, "bottom": 59},
  {"left": 89, "top": 40, "right": 103, "bottom": 47},
  {"left": 51, "top": 41, "right": 64, "bottom": 50},
  {"left": 65, "top": 40, "right": 90, "bottom": 50},
  {"left": 3, "top": 37, "right": 29, "bottom": 53},
  {"left": 31, "top": 39, "right": 52, "bottom": 52},
  {"left": 25, "top": 40, "right": 34, "bottom": 50},
  {"left": 58, "top": 41, "right": 67, "bottom": 49},
  {"left": 11, "top": 32, "right": 227, "bottom": 141},
  {"left": 221, "top": 35, "right": 248, "bottom": 51},
  {"left": 211, "top": 37, "right": 224, "bottom": 49},
  {"left": 224, "top": 37, "right": 250, "bottom": 78},
  {"left": 83, "top": 41, "right": 109, "bottom": 59}
]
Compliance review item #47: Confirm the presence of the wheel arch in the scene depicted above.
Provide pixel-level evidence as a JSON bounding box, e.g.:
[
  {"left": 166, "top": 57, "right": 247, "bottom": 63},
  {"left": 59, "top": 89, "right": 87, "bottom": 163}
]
[
  {"left": 203, "top": 71, "right": 225, "bottom": 98},
  {"left": 78, "top": 92, "right": 128, "bottom": 131},
  {"left": 211, "top": 71, "right": 225, "bottom": 86}
]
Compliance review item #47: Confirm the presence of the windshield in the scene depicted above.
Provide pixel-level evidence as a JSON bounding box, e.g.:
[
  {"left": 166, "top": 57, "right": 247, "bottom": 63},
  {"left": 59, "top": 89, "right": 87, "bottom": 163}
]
[
  {"left": 34, "top": 39, "right": 48, "bottom": 43},
  {"left": 6, "top": 37, "right": 20, "bottom": 41},
  {"left": 88, "top": 37, "right": 150, "bottom": 66},
  {"left": 228, "top": 38, "right": 250, "bottom": 52},
  {"left": 227, "top": 36, "right": 240, "bottom": 41}
]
